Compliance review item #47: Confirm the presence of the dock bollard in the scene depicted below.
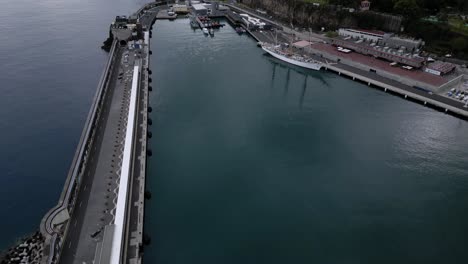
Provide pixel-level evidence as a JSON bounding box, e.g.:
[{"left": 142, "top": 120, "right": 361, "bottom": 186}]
[
  {"left": 144, "top": 191, "right": 152, "bottom": 200},
  {"left": 143, "top": 234, "right": 151, "bottom": 245}
]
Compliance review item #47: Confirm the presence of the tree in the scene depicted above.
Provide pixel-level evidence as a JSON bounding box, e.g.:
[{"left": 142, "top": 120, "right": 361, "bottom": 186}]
[
  {"left": 452, "top": 37, "right": 468, "bottom": 52},
  {"left": 393, "top": 0, "right": 421, "bottom": 18}
]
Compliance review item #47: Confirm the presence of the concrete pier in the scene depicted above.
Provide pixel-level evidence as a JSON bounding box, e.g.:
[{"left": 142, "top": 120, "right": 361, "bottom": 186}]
[{"left": 34, "top": 2, "right": 167, "bottom": 264}]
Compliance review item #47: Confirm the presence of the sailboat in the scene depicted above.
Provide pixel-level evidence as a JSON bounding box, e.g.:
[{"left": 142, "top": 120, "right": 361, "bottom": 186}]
[{"left": 261, "top": 29, "right": 323, "bottom": 71}]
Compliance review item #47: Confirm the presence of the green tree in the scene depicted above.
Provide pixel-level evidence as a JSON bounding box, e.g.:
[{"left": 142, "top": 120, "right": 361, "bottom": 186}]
[
  {"left": 452, "top": 36, "right": 468, "bottom": 52},
  {"left": 393, "top": 0, "right": 421, "bottom": 18}
]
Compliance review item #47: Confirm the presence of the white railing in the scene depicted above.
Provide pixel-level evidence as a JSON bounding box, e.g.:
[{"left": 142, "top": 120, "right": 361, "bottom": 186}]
[{"left": 109, "top": 64, "right": 140, "bottom": 264}]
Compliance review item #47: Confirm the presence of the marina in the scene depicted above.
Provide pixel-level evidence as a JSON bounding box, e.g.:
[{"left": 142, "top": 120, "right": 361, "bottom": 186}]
[
  {"left": 144, "top": 17, "right": 468, "bottom": 264},
  {"left": 220, "top": 5, "right": 468, "bottom": 119},
  {"left": 2, "top": 1, "right": 468, "bottom": 264}
]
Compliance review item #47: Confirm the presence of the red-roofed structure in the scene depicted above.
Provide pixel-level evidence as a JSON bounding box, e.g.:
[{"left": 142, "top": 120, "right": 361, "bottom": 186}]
[
  {"left": 426, "top": 62, "right": 456, "bottom": 76},
  {"left": 310, "top": 43, "right": 449, "bottom": 87},
  {"left": 331, "top": 38, "right": 426, "bottom": 68}
]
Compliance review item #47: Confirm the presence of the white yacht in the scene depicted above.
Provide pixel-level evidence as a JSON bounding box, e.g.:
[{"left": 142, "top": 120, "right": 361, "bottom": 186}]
[
  {"left": 202, "top": 28, "right": 209, "bottom": 35},
  {"left": 261, "top": 43, "right": 323, "bottom": 71}
]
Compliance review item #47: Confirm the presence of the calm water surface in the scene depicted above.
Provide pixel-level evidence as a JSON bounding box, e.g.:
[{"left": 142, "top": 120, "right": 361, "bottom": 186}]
[{"left": 145, "top": 19, "right": 468, "bottom": 263}]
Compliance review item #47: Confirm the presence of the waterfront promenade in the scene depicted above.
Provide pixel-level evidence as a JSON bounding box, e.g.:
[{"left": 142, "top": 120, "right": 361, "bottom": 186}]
[{"left": 36, "top": 2, "right": 164, "bottom": 264}]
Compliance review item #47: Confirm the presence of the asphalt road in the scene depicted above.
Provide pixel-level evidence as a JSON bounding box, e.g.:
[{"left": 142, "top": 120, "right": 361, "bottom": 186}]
[{"left": 59, "top": 47, "right": 138, "bottom": 264}]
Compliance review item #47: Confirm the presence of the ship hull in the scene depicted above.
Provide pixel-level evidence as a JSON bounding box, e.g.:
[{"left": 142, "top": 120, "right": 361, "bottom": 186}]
[{"left": 262, "top": 46, "right": 322, "bottom": 71}]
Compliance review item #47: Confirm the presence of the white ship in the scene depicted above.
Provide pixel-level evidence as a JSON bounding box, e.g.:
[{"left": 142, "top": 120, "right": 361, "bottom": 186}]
[{"left": 261, "top": 43, "right": 323, "bottom": 71}]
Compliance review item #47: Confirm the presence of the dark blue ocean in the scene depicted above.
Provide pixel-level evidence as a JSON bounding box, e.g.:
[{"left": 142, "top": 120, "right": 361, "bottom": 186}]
[
  {"left": 0, "top": 0, "right": 153, "bottom": 249},
  {"left": 2, "top": 1, "right": 468, "bottom": 263}
]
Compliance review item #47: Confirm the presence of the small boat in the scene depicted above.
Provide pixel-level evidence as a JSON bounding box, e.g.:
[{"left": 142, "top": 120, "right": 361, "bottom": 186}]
[
  {"left": 202, "top": 28, "right": 209, "bottom": 35},
  {"left": 209, "top": 28, "right": 214, "bottom": 36},
  {"left": 190, "top": 20, "right": 198, "bottom": 28},
  {"left": 235, "top": 27, "right": 246, "bottom": 34}
]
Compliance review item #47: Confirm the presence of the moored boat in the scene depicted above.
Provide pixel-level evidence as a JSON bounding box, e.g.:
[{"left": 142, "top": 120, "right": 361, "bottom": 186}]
[
  {"left": 261, "top": 43, "right": 323, "bottom": 71},
  {"left": 235, "top": 27, "right": 246, "bottom": 34}
]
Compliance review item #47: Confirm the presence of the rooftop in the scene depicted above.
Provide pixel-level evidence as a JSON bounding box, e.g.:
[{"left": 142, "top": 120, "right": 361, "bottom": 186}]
[
  {"left": 311, "top": 43, "right": 451, "bottom": 87},
  {"left": 341, "top": 28, "right": 387, "bottom": 37},
  {"left": 192, "top": 4, "right": 207, "bottom": 10},
  {"left": 427, "top": 61, "right": 456, "bottom": 74},
  {"left": 332, "top": 38, "right": 426, "bottom": 67}
]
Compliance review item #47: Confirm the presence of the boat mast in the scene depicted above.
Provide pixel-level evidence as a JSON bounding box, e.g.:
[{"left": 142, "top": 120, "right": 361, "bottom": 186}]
[{"left": 274, "top": 28, "right": 278, "bottom": 46}]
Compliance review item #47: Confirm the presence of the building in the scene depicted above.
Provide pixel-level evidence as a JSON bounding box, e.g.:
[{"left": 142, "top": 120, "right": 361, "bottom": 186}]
[
  {"left": 425, "top": 62, "right": 456, "bottom": 76},
  {"left": 114, "top": 16, "right": 128, "bottom": 28},
  {"left": 128, "top": 15, "right": 138, "bottom": 24},
  {"left": 381, "top": 35, "right": 424, "bottom": 51},
  {"left": 173, "top": 4, "right": 189, "bottom": 14},
  {"left": 338, "top": 28, "right": 424, "bottom": 52},
  {"left": 360, "top": 0, "right": 371, "bottom": 11},
  {"left": 217, "top": 4, "right": 230, "bottom": 12},
  {"left": 192, "top": 3, "right": 207, "bottom": 16},
  {"left": 238, "top": 13, "right": 272, "bottom": 30},
  {"left": 331, "top": 38, "right": 426, "bottom": 68},
  {"left": 338, "top": 28, "right": 386, "bottom": 43}
]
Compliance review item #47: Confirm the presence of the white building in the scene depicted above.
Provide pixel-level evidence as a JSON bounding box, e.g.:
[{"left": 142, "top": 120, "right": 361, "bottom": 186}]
[
  {"left": 240, "top": 13, "right": 266, "bottom": 29},
  {"left": 338, "top": 28, "right": 386, "bottom": 43},
  {"left": 192, "top": 3, "right": 207, "bottom": 16}
]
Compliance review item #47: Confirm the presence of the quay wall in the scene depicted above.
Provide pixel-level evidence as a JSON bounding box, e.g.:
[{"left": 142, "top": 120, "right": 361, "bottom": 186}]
[{"left": 323, "top": 64, "right": 468, "bottom": 118}]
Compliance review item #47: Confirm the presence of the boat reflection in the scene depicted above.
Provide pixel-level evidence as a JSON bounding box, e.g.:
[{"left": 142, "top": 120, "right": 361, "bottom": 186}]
[{"left": 265, "top": 55, "right": 330, "bottom": 88}]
